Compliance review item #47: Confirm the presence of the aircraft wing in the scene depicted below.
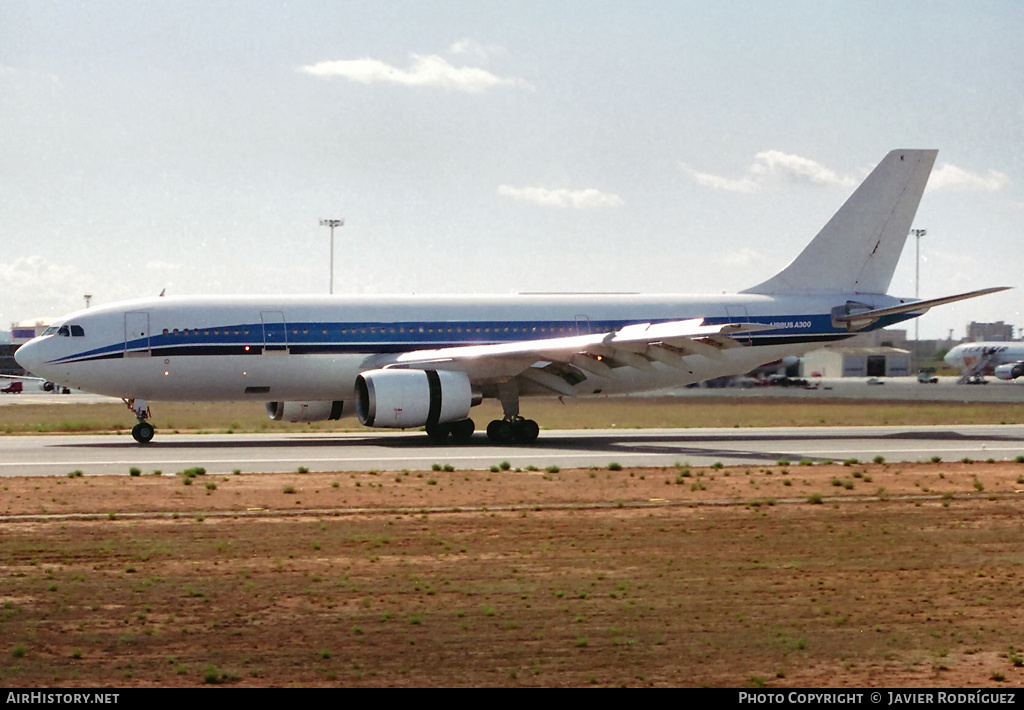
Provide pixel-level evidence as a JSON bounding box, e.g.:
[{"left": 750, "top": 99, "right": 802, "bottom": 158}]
[
  {"left": 377, "top": 318, "right": 777, "bottom": 395},
  {"left": 0, "top": 374, "right": 50, "bottom": 393}
]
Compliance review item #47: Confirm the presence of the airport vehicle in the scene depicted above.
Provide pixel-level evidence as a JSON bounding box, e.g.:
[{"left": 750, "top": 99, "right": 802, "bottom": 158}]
[
  {"left": 14, "top": 150, "right": 1007, "bottom": 444},
  {"left": 917, "top": 368, "right": 938, "bottom": 384},
  {"left": 1, "top": 381, "right": 23, "bottom": 394},
  {"left": 944, "top": 342, "right": 1024, "bottom": 384},
  {"left": 0, "top": 374, "right": 69, "bottom": 394}
]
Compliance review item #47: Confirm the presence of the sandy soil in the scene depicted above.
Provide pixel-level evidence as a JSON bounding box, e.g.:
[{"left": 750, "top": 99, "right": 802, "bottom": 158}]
[{"left": 2, "top": 460, "right": 1024, "bottom": 687}]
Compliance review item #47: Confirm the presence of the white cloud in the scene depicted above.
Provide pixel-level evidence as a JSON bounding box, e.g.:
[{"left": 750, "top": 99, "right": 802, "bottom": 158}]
[
  {"left": 707, "top": 247, "right": 768, "bottom": 269},
  {"left": 681, "top": 150, "right": 857, "bottom": 193},
  {"left": 300, "top": 53, "right": 531, "bottom": 93},
  {"left": 928, "top": 163, "right": 1009, "bottom": 192},
  {"left": 0, "top": 63, "right": 59, "bottom": 87},
  {"left": 679, "top": 165, "right": 759, "bottom": 193},
  {"left": 0, "top": 257, "right": 90, "bottom": 327},
  {"left": 0, "top": 256, "right": 77, "bottom": 294},
  {"left": 497, "top": 185, "right": 624, "bottom": 209},
  {"left": 447, "top": 38, "right": 501, "bottom": 61}
]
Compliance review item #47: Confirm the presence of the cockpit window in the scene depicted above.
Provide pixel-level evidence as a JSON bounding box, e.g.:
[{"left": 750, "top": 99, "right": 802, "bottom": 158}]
[{"left": 50, "top": 324, "right": 84, "bottom": 337}]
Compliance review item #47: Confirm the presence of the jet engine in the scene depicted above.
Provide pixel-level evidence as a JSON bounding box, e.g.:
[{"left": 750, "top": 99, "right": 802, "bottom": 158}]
[
  {"left": 994, "top": 362, "right": 1024, "bottom": 380},
  {"left": 355, "top": 369, "right": 477, "bottom": 428},
  {"left": 266, "top": 400, "right": 352, "bottom": 422}
]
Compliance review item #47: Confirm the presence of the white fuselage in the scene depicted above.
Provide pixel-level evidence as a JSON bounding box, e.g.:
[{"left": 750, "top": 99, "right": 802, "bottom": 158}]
[
  {"left": 15, "top": 291, "right": 909, "bottom": 404},
  {"left": 945, "top": 342, "right": 1024, "bottom": 376}
]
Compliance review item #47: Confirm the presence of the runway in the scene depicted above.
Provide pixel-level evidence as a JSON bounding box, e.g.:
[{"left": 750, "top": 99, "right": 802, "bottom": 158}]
[
  {"left": 2, "top": 375, "right": 1023, "bottom": 406},
  {"left": 4, "top": 425, "right": 1024, "bottom": 477}
]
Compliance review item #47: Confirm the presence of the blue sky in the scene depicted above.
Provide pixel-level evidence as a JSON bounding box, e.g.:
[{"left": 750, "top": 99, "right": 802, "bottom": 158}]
[{"left": 1, "top": 0, "right": 1021, "bottom": 340}]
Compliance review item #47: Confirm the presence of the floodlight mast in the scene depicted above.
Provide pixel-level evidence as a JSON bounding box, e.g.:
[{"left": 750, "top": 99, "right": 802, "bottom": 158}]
[
  {"left": 911, "top": 228, "right": 926, "bottom": 342},
  {"left": 319, "top": 219, "right": 344, "bottom": 294}
]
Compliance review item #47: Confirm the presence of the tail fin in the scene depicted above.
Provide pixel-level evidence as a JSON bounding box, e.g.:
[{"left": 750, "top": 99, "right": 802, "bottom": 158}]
[{"left": 742, "top": 149, "right": 938, "bottom": 295}]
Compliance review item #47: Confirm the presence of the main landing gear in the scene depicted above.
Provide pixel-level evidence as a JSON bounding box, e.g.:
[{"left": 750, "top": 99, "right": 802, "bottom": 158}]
[
  {"left": 424, "top": 382, "right": 541, "bottom": 445},
  {"left": 425, "top": 417, "right": 476, "bottom": 444},
  {"left": 424, "top": 416, "right": 540, "bottom": 444},
  {"left": 485, "top": 417, "right": 539, "bottom": 444},
  {"left": 484, "top": 380, "right": 539, "bottom": 444},
  {"left": 124, "top": 398, "right": 156, "bottom": 444}
]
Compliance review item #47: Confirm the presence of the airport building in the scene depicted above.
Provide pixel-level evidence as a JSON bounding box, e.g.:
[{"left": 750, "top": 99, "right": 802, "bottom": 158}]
[
  {"left": 11, "top": 319, "right": 53, "bottom": 345},
  {"left": 966, "top": 320, "right": 1015, "bottom": 342},
  {"left": 1, "top": 344, "right": 23, "bottom": 376},
  {"left": 801, "top": 346, "right": 911, "bottom": 378}
]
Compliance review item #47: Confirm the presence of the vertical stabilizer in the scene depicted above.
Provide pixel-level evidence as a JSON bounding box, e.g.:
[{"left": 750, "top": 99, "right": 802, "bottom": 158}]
[{"left": 742, "top": 149, "right": 937, "bottom": 295}]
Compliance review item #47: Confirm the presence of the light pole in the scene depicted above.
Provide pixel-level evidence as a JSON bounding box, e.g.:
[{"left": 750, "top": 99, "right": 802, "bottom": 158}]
[
  {"left": 911, "top": 228, "right": 926, "bottom": 342},
  {"left": 320, "top": 219, "right": 344, "bottom": 294}
]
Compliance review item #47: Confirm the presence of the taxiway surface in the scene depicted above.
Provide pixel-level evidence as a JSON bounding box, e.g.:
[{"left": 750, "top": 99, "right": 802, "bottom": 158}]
[{"left": 4, "top": 425, "right": 1024, "bottom": 477}]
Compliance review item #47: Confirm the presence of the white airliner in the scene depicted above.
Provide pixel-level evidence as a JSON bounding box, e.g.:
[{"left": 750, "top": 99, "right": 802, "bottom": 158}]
[
  {"left": 944, "top": 342, "right": 1024, "bottom": 384},
  {"left": 15, "top": 150, "right": 1007, "bottom": 445}
]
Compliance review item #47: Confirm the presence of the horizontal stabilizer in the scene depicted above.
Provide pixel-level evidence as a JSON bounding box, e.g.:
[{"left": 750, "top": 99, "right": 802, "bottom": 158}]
[{"left": 831, "top": 287, "right": 1010, "bottom": 332}]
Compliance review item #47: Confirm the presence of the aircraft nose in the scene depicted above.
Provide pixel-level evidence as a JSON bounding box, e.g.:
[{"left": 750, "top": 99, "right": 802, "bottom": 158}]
[{"left": 14, "top": 339, "right": 43, "bottom": 376}]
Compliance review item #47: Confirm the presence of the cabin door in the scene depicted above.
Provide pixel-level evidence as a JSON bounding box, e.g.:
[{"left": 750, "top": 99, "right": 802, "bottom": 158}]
[
  {"left": 724, "top": 305, "right": 751, "bottom": 344},
  {"left": 574, "top": 314, "right": 592, "bottom": 335},
  {"left": 261, "top": 311, "right": 289, "bottom": 354},
  {"left": 124, "top": 311, "right": 151, "bottom": 357}
]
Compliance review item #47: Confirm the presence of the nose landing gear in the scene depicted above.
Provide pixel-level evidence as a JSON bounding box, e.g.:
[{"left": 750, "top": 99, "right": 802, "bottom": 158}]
[
  {"left": 132, "top": 420, "right": 156, "bottom": 444},
  {"left": 124, "top": 398, "right": 156, "bottom": 445}
]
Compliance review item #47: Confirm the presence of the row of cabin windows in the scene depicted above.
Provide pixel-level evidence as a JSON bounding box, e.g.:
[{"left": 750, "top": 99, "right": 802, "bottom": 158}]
[
  {"left": 157, "top": 324, "right": 609, "bottom": 338},
  {"left": 162, "top": 328, "right": 249, "bottom": 337}
]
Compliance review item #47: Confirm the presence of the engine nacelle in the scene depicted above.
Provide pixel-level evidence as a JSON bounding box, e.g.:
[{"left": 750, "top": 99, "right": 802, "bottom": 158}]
[
  {"left": 266, "top": 400, "right": 353, "bottom": 423},
  {"left": 356, "top": 369, "right": 475, "bottom": 428},
  {"left": 994, "top": 362, "right": 1024, "bottom": 380}
]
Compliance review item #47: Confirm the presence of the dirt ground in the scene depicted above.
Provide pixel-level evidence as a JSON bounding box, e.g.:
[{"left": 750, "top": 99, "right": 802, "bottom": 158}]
[{"left": 3, "top": 460, "right": 1024, "bottom": 687}]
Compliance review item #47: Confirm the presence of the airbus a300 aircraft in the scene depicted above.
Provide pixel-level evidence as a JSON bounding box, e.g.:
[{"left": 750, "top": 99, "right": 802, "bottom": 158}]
[
  {"left": 944, "top": 342, "right": 1024, "bottom": 384},
  {"left": 15, "top": 150, "right": 1007, "bottom": 445}
]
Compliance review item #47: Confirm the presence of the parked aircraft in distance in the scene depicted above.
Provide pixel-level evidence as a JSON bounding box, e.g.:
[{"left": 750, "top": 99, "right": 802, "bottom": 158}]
[
  {"left": 944, "top": 342, "right": 1024, "bottom": 384},
  {"left": 15, "top": 150, "right": 1007, "bottom": 444}
]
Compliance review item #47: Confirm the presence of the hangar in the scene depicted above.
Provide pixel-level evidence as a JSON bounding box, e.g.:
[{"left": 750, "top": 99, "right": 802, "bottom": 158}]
[{"left": 801, "top": 346, "right": 911, "bottom": 378}]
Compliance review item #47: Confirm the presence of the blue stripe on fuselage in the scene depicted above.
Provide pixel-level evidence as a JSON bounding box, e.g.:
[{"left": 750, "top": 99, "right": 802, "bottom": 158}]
[{"left": 47, "top": 311, "right": 915, "bottom": 365}]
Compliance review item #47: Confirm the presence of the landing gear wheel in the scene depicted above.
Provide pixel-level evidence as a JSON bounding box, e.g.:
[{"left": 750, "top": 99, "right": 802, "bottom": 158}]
[
  {"left": 486, "top": 419, "right": 515, "bottom": 444},
  {"left": 425, "top": 422, "right": 450, "bottom": 444},
  {"left": 449, "top": 418, "right": 475, "bottom": 443},
  {"left": 514, "top": 418, "right": 540, "bottom": 444},
  {"left": 486, "top": 418, "right": 539, "bottom": 444},
  {"left": 132, "top": 421, "right": 155, "bottom": 445},
  {"left": 486, "top": 419, "right": 504, "bottom": 441}
]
